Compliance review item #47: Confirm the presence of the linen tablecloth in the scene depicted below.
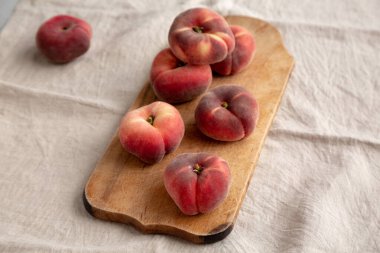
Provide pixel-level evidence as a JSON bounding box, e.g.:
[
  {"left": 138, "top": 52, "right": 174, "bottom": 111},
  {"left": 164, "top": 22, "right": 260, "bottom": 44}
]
[{"left": 0, "top": 0, "right": 379, "bottom": 252}]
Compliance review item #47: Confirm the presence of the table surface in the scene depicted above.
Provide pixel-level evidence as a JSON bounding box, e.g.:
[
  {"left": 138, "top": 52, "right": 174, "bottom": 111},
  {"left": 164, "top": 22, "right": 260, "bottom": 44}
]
[
  {"left": 0, "top": 1, "right": 379, "bottom": 252},
  {"left": 0, "top": 0, "right": 18, "bottom": 29}
]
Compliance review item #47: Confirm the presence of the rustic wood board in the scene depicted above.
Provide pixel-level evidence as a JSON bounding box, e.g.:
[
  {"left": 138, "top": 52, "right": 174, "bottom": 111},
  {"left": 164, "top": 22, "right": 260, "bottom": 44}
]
[{"left": 83, "top": 15, "right": 294, "bottom": 244}]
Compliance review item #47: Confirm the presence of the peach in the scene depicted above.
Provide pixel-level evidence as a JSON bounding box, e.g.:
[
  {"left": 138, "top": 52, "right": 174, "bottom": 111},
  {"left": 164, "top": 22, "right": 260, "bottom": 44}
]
[
  {"left": 195, "top": 85, "right": 259, "bottom": 141},
  {"left": 150, "top": 48, "right": 212, "bottom": 104},
  {"left": 36, "top": 15, "right": 92, "bottom": 63},
  {"left": 119, "top": 101, "right": 185, "bottom": 164},
  {"left": 164, "top": 153, "right": 231, "bottom": 215},
  {"left": 168, "top": 7, "right": 235, "bottom": 65},
  {"left": 211, "top": 25, "right": 256, "bottom": 75}
]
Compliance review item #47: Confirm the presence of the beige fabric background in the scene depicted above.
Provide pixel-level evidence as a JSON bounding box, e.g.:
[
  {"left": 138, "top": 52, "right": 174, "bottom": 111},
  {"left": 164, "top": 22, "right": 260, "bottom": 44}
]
[{"left": 0, "top": 0, "right": 379, "bottom": 252}]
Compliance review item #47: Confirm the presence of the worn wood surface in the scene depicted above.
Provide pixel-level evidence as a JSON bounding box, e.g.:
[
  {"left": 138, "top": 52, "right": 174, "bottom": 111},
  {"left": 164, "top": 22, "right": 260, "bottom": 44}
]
[{"left": 84, "top": 15, "right": 294, "bottom": 244}]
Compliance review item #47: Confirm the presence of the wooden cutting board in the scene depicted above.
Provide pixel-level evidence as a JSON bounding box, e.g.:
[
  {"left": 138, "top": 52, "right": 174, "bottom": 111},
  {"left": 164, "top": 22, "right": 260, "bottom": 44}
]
[{"left": 83, "top": 15, "right": 294, "bottom": 244}]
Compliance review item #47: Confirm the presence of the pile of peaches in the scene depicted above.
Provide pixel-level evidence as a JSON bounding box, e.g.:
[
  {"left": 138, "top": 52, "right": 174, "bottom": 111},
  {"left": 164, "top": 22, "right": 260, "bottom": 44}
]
[{"left": 36, "top": 7, "right": 259, "bottom": 216}]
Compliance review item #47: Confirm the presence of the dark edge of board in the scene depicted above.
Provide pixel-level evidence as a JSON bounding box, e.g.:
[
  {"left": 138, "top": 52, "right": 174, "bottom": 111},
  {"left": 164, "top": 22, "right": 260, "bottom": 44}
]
[
  {"left": 83, "top": 190, "right": 94, "bottom": 216},
  {"left": 82, "top": 190, "right": 233, "bottom": 244},
  {"left": 202, "top": 223, "right": 234, "bottom": 244}
]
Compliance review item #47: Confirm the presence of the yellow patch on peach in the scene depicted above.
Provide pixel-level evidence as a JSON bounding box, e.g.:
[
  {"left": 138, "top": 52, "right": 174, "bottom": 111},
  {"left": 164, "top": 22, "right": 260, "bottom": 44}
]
[
  {"left": 171, "top": 44, "right": 187, "bottom": 62},
  {"left": 230, "top": 92, "right": 246, "bottom": 102},
  {"left": 233, "top": 31, "right": 247, "bottom": 38},
  {"left": 202, "top": 16, "right": 219, "bottom": 24},
  {"left": 212, "top": 31, "right": 232, "bottom": 40},
  {"left": 156, "top": 112, "right": 177, "bottom": 122},
  {"left": 197, "top": 40, "right": 212, "bottom": 57},
  {"left": 209, "top": 106, "right": 223, "bottom": 116},
  {"left": 174, "top": 27, "right": 192, "bottom": 34},
  {"left": 208, "top": 33, "right": 225, "bottom": 44},
  {"left": 126, "top": 117, "right": 149, "bottom": 125}
]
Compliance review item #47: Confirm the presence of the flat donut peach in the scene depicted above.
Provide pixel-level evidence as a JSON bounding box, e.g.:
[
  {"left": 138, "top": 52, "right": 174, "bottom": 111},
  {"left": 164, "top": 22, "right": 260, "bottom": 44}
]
[
  {"left": 195, "top": 85, "right": 259, "bottom": 141},
  {"left": 168, "top": 7, "right": 235, "bottom": 65}
]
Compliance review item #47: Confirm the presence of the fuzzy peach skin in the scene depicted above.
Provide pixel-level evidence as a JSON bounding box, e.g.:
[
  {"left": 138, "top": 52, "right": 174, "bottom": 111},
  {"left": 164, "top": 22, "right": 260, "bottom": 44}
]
[
  {"left": 168, "top": 7, "right": 235, "bottom": 65},
  {"left": 150, "top": 48, "right": 212, "bottom": 104},
  {"left": 119, "top": 101, "right": 185, "bottom": 164},
  {"left": 36, "top": 15, "right": 92, "bottom": 63},
  {"left": 164, "top": 153, "right": 231, "bottom": 215},
  {"left": 195, "top": 85, "right": 259, "bottom": 141},
  {"left": 211, "top": 25, "right": 256, "bottom": 76}
]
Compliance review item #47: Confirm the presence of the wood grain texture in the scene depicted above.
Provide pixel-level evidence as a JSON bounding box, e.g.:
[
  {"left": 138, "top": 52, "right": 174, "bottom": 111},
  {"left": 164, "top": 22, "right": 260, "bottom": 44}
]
[{"left": 83, "top": 15, "right": 294, "bottom": 244}]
